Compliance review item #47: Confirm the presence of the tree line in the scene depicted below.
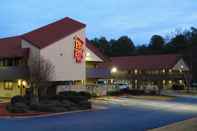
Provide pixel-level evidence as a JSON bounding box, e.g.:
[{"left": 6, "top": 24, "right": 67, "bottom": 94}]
[{"left": 89, "top": 27, "right": 197, "bottom": 57}]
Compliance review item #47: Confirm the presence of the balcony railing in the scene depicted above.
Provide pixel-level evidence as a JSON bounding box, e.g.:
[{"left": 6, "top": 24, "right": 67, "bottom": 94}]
[
  {"left": 86, "top": 68, "right": 110, "bottom": 79},
  {"left": 0, "top": 66, "right": 29, "bottom": 80}
]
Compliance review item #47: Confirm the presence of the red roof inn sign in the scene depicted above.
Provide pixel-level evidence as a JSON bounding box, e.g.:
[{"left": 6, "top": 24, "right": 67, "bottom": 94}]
[{"left": 74, "top": 36, "right": 84, "bottom": 63}]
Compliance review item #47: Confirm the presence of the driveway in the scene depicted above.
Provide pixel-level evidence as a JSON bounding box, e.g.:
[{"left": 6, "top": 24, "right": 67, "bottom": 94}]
[{"left": 1, "top": 96, "right": 197, "bottom": 131}]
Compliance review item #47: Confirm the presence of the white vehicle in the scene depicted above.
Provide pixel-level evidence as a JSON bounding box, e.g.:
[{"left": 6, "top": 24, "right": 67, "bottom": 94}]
[
  {"left": 117, "top": 83, "right": 129, "bottom": 89},
  {"left": 96, "top": 79, "right": 108, "bottom": 85},
  {"left": 145, "top": 84, "right": 158, "bottom": 93}
]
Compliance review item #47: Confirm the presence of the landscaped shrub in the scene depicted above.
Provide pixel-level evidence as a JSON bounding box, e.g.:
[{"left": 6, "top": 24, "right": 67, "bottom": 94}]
[
  {"left": 107, "top": 89, "right": 146, "bottom": 96},
  {"left": 64, "top": 96, "right": 88, "bottom": 104},
  {"left": 7, "top": 91, "right": 92, "bottom": 113},
  {"left": 78, "top": 101, "right": 91, "bottom": 110},
  {"left": 172, "top": 84, "right": 184, "bottom": 90},
  {"left": 129, "top": 89, "right": 145, "bottom": 95},
  {"left": 107, "top": 91, "right": 121, "bottom": 96},
  {"left": 58, "top": 91, "right": 91, "bottom": 99},
  {"left": 59, "top": 91, "right": 79, "bottom": 97},
  {"left": 91, "top": 93, "right": 98, "bottom": 98},
  {"left": 61, "top": 100, "right": 76, "bottom": 108},
  {"left": 7, "top": 103, "right": 29, "bottom": 113},
  {"left": 78, "top": 91, "right": 91, "bottom": 99},
  {"left": 10, "top": 96, "right": 27, "bottom": 105},
  {"left": 147, "top": 90, "right": 157, "bottom": 95}
]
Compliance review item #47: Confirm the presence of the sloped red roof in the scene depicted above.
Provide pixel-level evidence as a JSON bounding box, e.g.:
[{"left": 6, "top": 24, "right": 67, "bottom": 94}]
[
  {"left": 86, "top": 40, "right": 110, "bottom": 62},
  {"left": 0, "top": 37, "right": 29, "bottom": 58},
  {"left": 22, "top": 17, "right": 86, "bottom": 49},
  {"left": 109, "top": 54, "right": 181, "bottom": 70}
]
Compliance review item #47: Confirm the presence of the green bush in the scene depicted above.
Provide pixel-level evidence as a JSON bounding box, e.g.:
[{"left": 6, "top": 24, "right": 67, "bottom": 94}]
[
  {"left": 107, "top": 89, "right": 146, "bottom": 96},
  {"left": 11, "top": 96, "right": 27, "bottom": 105},
  {"left": 7, "top": 91, "right": 92, "bottom": 113},
  {"left": 58, "top": 91, "right": 91, "bottom": 99},
  {"left": 7, "top": 103, "right": 29, "bottom": 113},
  {"left": 78, "top": 101, "right": 91, "bottom": 110},
  {"left": 107, "top": 91, "right": 121, "bottom": 96},
  {"left": 78, "top": 91, "right": 91, "bottom": 99}
]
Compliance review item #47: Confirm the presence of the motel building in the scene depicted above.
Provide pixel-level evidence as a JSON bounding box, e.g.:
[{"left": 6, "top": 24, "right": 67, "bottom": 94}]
[
  {"left": 103, "top": 55, "right": 190, "bottom": 89},
  {"left": 0, "top": 17, "right": 191, "bottom": 98},
  {"left": 0, "top": 17, "right": 105, "bottom": 98}
]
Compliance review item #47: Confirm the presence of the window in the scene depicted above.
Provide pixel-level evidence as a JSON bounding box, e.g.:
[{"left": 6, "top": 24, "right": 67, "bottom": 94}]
[
  {"left": 8, "top": 59, "right": 13, "bottom": 66},
  {"left": 4, "top": 81, "right": 13, "bottom": 90},
  {"left": 0, "top": 59, "right": 3, "bottom": 67},
  {"left": 3, "top": 59, "right": 8, "bottom": 66}
]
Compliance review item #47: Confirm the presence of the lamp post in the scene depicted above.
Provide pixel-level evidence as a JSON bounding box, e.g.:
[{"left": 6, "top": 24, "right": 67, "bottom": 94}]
[{"left": 111, "top": 67, "right": 118, "bottom": 91}]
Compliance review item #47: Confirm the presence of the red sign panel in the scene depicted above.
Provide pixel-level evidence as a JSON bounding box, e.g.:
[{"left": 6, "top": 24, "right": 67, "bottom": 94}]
[{"left": 74, "top": 37, "right": 84, "bottom": 63}]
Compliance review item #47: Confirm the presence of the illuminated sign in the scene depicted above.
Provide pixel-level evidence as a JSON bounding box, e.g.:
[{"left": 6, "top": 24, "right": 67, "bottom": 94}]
[{"left": 74, "top": 36, "right": 84, "bottom": 63}]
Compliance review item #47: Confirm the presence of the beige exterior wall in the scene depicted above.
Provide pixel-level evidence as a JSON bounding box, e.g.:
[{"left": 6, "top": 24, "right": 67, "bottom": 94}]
[
  {"left": 40, "top": 29, "right": 86, "bottom": 81},
  {"left": 85, "top": 48, "right": 103, "bottom": 62},
  {"left": 173, "top": 58, "right": 189, "bottom": 71},
  {"left": 0, "top": 82, "right": 20, "bottom": 98},
  {"left": 21, "top": 39, "right": 40, "bottom": 65}
]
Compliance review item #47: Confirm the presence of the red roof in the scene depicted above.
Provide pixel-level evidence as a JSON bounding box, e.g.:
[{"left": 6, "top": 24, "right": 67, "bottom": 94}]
[
  {"left": 108, "top": 54, "right": 181, "bottom": 70},
  {"left": 22, "top": 17, "right": 86, "bottom": 49},
  {"left": 86, "top": 40, "right": 110, "bottom": 62},
  {"left": 0, "top": 37, "right": 29, "bottom": 58}
]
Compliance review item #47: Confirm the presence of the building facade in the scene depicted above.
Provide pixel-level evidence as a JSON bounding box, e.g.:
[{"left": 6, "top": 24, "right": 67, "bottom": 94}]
[
  {"left": 0, "top": 17, "right": 191, "bottom": 98},
  {"left": 99, "top": 54, "right": 190, "bottom": 89},
  {"left": 0, "top": 17, "right": 91, "bottom": 98}
]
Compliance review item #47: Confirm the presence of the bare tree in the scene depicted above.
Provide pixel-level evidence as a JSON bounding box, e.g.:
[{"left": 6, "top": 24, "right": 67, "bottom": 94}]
[{"left": 28, "top": 56, "right": 54, "bottom": 101}]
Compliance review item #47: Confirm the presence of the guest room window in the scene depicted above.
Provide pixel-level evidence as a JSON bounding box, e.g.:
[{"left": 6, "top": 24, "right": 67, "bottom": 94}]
[{"left": 4, "top": 81, "right": 13, "bottom": 90}]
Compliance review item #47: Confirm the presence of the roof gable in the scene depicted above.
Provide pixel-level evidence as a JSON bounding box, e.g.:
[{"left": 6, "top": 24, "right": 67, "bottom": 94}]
[
  {"left": 173, "top": 58, "right": 189, "bottom": 71},
  {"left": 22, "top": 17, "right": 86, "bottom": 49},
  {"left": 86, "top": 40, "right": 109, "bottom": 62}
]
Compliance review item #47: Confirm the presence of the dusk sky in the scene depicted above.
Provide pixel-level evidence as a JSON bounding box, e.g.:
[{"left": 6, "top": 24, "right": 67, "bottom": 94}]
[{"left": 1, "top": 0, "right": 197, "bottom": 45}]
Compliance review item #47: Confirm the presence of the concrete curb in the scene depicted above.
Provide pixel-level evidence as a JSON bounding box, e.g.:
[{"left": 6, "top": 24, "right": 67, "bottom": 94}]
[{"left": 0, "top": 109, "right": 93, "bottom": 119}]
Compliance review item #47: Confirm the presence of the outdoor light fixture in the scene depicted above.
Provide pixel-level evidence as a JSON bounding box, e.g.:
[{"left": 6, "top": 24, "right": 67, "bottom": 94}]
[
  {"left": 22, "top": 80, "right": 27, "bottom": 87},
  {"left": 134, "top": 69, "right": 138, "bottom": 74},
  {"left": 86, "top": 52, "right": 90, "bottom": 57},
  {"left": 17, "top": 80, "right": 22, "bottom": 86},
  {"left": 111, "top": 67, "right": 117, "bottom": 73},
  {"left": 181, "top": 65, "right": 184, "bottom": 69}
]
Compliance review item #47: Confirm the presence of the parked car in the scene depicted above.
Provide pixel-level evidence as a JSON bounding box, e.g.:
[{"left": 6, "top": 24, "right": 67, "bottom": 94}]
[
  {"left": 118, "top": 84, "right": 129, "bottom": 90},
  {"left": 192, "top": 83, "right": 197, "bottom": 88},
  {"left": 145, "top": 84, "right": 158, "bottom": 94},
  {"left": 96, "top": 80, "right": 107, "bottom": 85},
  {"left": 172, "top": 84, "right": 184, "bottom": 90}
]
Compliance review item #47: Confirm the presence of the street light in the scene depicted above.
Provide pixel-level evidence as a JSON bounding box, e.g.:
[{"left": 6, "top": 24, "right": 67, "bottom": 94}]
[{"left": 111, "top": 67, "right": 117, "bottom": 73}]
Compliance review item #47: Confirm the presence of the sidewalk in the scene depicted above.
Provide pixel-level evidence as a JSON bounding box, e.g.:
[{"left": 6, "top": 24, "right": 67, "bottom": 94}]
[{"left": 149, "top": 117, "right": 197, "bottom": 131}]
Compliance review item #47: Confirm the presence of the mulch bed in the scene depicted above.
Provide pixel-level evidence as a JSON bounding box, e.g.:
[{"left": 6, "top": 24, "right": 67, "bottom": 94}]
[{"left": 0, "top": 103, "right": 48, "bottom": 117}]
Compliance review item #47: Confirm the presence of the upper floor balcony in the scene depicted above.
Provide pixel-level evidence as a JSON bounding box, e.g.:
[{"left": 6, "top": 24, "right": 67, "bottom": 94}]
[
  {"left": 86, "top": 68, "right": 110, "bottom": 79},
  {"left": 0, "top": 66, "right": 29, "bottom": 80}
]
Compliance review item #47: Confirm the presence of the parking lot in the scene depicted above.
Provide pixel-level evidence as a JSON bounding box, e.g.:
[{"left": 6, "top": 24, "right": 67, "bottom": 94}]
[{"left": 1, "top": 95, "right": 197, "bottom": 131}]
